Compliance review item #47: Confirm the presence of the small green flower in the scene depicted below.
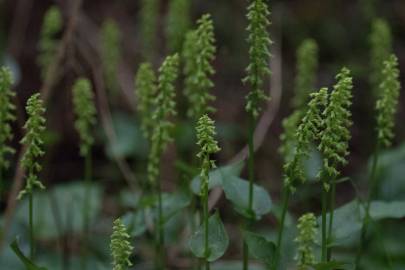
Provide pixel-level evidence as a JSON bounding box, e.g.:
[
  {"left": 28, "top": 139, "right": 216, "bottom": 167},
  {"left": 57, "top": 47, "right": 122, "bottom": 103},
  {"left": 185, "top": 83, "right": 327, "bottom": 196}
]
[
  {"left": 243, "top": 0, "right": 272, "bottom": 119},
  {"left": 284, "top": 88, "right": 328, "bottom": 192},
  {"left": 295, "top": 213, "right": 317, "bottom": 270},
  {"left": 135, "top": 63, "right": 157, "bottom": 138},
  {"left": 110, "top": 218, "right": 133, "bottom": 270},
  {"left": 38, "top": 6, "right": 62, "bottom": 79},
  {"left": 319, "top": 68, "right": 353, "bottom": 190},
  {"left": 292, "top": 39, "right": 319, "bottom": 109},
  {"left": 376, "top": 54, "right": 400, "bottom": 147},
  {"left": 140, "top": 0, "right": 159, "bottom": 60},
  {"left": 18, "top": 93, "right": 46, "bottom": 199},
  {"left": 183, "top": 14, "right": 216, "bottom": 119},
  {"left": 196, "top": 114, "right": 220, "bottom": 195},
  {"left": 370, "top": 18, "right": 392, "bottom": 97},
  {"left": 101, "top": 19, "right": 121, "bottom": 93},
  {"left": 0, "top": 67, "right": 16, "bottom": 170},
  {"left": 72, "top": 78, "right": 97, "bottom": 157},
  {"left": 147, "top": 54, "right": 179, "bottom": 184},
  {"left": 166, "top": 0, "right": 191, "bottom": 52}
]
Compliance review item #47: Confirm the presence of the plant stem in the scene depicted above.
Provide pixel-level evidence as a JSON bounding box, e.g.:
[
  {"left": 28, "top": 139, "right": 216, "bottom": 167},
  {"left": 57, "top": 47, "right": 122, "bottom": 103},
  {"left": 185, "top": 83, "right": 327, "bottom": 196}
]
[
  {"left": 157, "top": 174, "right": 164, "bottom": 270},
  {"left": 272, "top": 187, "right": 291, "bottom": 270},
  {"left": 326, "top": 176, "right": 336, "bottom": 261},
  {"left": 244, "top": 113, "right": 256, "bottom": 270},
  {"left": 29, "top": 191, "right": 34, "bottom": 260},
  {"left": 81, "top": 151, "right": 92, "bottom": 270},
  {"left": 203, "top": 155, "right": 210, "bottom": 270},
  {"left": 355, "top": 142, "right": 380, "bottom": 269},
  {"left": 321, "top": 184, "right": 328, "bottom": 262}
]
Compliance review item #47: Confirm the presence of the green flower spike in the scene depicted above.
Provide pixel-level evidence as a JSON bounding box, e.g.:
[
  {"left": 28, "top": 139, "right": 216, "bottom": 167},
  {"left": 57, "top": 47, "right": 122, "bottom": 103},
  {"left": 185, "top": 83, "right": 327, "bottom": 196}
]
[
  {"left": 135, "top": 62, "right": 157, "bottom": 138},
  {"left": 370, "top": 18, "right": 392, "bottom": 97},
  {"left": 243, "top": 0, "right": 272, "bottom": 119},
  {"left": 0, "top": 67, "right": 16, "bottom": 171},
  {"left": 166, "top": 0, "right": 191, "bottom": 52},
  {"left": 110, "top": 218, "right": 133, "bottom": 270},
  {"left": 140, "top": 0, "right": 159, "bottom": 60},
  {"left": 292, "top": 39, "right": 319, "bottom": 109},
  {"left": 18, "top": 93, "right": 46, "bottom": 199},
  {"left": 147, "top": 54, "right": 179, "bottom": 184},
  {"left": 376, "top": 54, "right": 400, "bottom": 148},
  {"left": 101, "top": 19, "right": 121, "bottom": 93},
  {"left": 38, "top": 6, "right": 62, "bottom": 79},
  {"left": 284, "top": 88, "right": 328, "bottom": 192},
  {"left": 72, "top": 78, "right": 97, "bottom": 157},
  {"left": 196, "top": 114, "right": 221, "bottom": 192},
  {"left": 279, "top": 39, "right": 318, "bottom": 161},
  {"left": 295, "top": 213, "right": 317, "bottom": 270},
  {"left": 319, "top": 68, "right": 353, "bottom": 190},
  {"left": 183, "top": 14, "right": 216, "bottom": 119}
]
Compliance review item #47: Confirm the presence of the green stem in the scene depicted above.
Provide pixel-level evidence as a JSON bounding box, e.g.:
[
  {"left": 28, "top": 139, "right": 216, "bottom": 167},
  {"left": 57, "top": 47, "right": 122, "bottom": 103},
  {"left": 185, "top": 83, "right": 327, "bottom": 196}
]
[
  {"left": 326, "top": 176, "right": 336, "bottom": 261},
  {"left": 272, "top": 187, "right": 291, "bottom": 270},
  {"left": 157, "top": 174, "right": 164, "bottom": 270},
  {"left": 81, "top": 151, "right": 92, "bottom": 270},
  {"left": 321, "top": 184, "right": 328, "bottom": 262},
  {"left": 355, "top": 142, "right": 380, "bottom": 269},
  {"left": 244, "top": 113, "right": 256, "bottom": 270},
  {"left": 29, "top": 191, "right": 34, "bottom": 260}
]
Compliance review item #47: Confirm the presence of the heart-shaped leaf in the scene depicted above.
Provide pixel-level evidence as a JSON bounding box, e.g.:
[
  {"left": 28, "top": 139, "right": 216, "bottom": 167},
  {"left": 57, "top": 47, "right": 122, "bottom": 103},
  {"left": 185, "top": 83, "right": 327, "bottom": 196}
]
[
  {"left": 189, "top": 212, "right": 229, "bottom": 262},
  {"left": 10, "top": 239, "right": 48, "bottom": 270},
  {"left": 222, "top": 176, "right": 272, "bottom": 220},
  {"left": 243, "top": 230, "right": 276, "bottom": 266},
  {"left": 190, "top": 162, "right": 244, "bottom": 195}
]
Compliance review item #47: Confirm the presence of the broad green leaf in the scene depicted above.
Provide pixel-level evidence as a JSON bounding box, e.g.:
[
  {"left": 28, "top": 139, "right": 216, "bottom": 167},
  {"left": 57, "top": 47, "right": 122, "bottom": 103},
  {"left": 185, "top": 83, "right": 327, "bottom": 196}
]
[
  {"left": 190, "top": 162, "right": 244, "bottom": 195},
  {"left": 222, "top": 176, "right": 272, "bottom": 220},
  {"left": 243, "top": 231, "right": 276, "bottom": 266},
  {"left": 161, "top": 192, "right": 191, "bottom": 223},
  {"left": 312, "top": 261, "right": 352, "bottom": 270},
  {"left": 106, "top": 112, "right": 148, "bottom": 159},
  {"left": 369, "top": 201, "right": 405, "bottom": 220},
  {"left": 189, "top": 212, "right": 229, "bottom": 262},
  {"left": 121, "top": 211, "right": 147, "bottom": 237},
  {"left": 10, "top": 239, "right": 48, "bottom": 270},
  {"left": 211, "top": 261, "right": 265, "bottom": 270},
  {"left": 119, "top": 190, "right": 141, "bottom": 208},
  {"left": 15, "top": 182, "right": 102, "bottom": 239}
]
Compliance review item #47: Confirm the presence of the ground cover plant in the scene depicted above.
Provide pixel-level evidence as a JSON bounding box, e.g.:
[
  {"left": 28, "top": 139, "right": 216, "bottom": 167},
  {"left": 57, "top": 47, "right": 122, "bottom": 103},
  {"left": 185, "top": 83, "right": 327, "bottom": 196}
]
[{"left": 0, "top": 0, "right": 404, "bottom": 270}]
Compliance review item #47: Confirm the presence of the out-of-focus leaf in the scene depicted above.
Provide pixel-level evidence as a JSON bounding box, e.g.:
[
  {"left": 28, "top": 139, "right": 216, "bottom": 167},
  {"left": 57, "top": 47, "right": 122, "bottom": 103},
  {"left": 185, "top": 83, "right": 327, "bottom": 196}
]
[
  {"left": 222, "top": 176, "right": 272, "bottom": 220},
  {"left": 243, "top": 231, "right": 276, "bottom": 266},
  {"left": 119, "top": 190, "right": 141, "bottom": 208},
  {"left": 190, "top": 162, "right": 244, "bottom": 195},
  {"left": 311, "top": 261, "right": 352, "bottom": 270},
  {"left": 161, "top": 192, "right": 191, "bottom": 223},
  {"left": 15, "top": 182, "right": 102, "bottom": 239},
  {"left": 106, "top": 112, "right": 148, "bottom": 159},
  {"left": 369, "top": 201, "right": 405, "bottom": 220},
  {"left": 211, "top": 261, "right": 265, "bottom": 270},
  {"left": 10, "top": 239, "right": 48, "bottom": 270},
  {"left": 189, "top": 212, "right": 229, "bottom": 262},
  {"left": 121, "top": 211, "right": 147, "bottom": 237},
  {"left": 304, "top": 145, "right": 322, "bottom": 181}
]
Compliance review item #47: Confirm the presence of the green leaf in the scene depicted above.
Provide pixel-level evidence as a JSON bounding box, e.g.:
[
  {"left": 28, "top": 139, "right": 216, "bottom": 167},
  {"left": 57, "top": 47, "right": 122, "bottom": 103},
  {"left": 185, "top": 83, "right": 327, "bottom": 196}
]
[
  {"left": 312, "top": 261, "right": 352, "bottom": 270},
  {"left": 243, "top": 231, "right": 276, "bottom": 266},
  {"left": 189, "top": 212, "right": 229, "bottom": 262},
  {"left": 190, "top": 162, "right": 244, "bottom": 195},
  {"left": 369, "top": 201, "right": 405, "bottom": 219},
  {"left": 121, "top": 211, "right": 147, "bottom": 237},
  {"left": 222, "top": 176, "right": 272, "bottom": 220},
  {"left": 15, "top": 182, "right": 102, "bottom": 239},
  {"left": 161, "top": 192, "right": 191, "bottom": 223},
  {"left": 10, "top": 239, "right": 48, "bottom": 270}
]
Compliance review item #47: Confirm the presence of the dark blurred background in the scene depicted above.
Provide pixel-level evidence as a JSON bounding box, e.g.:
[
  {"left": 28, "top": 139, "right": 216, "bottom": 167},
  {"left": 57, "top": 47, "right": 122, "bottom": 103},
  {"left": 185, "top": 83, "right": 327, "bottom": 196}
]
[{"left": 0, "top": 0, "right": 404, "bottom": 269}]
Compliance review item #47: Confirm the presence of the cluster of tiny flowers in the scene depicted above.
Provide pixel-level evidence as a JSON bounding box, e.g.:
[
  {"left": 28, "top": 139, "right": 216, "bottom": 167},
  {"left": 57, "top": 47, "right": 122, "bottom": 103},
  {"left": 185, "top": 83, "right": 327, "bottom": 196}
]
[
  {"left": 110, "top": 218, "right": 133, "bottom": 270},
  {"left": 18, "top": 94, "right": 46, "bottom": 199},
  {"left": 147, "top": 54, "right": 179, "bottom": 184},
  {"left": 196, "top": 114, "right": 221, "bottom": 195},
  {"left": 0, "top": 67, "right": 16, "bottom": 170},
  {"left": 72, "top": 78, "right": 97, "bottom": 157},
  {"left": 295, "top": 213, "right": 317, "bottom": 270},
  {"left": 319, "top": 68, "right": 353, "bottom": 190},
  {"left": 376, "top": 54, "right": 400, "bottom": 147},
  {"left": 183, "top": 14, "right": 216, "bottom": 119},
  {"left": 244, "top": 0, "right": 272, "bottom": 119},
  {"left": 283, "top": 88, "right": 328, "bottom": 192},
  {"left": 38, "top": 6, "right": 62, "bottom": 79}
]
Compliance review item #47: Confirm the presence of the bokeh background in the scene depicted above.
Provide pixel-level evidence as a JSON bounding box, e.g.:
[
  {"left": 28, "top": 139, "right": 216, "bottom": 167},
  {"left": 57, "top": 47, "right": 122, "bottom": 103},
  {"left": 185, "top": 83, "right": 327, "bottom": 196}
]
[{"left": 0, "top": 0, "right": 404, "bottom": 269}]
